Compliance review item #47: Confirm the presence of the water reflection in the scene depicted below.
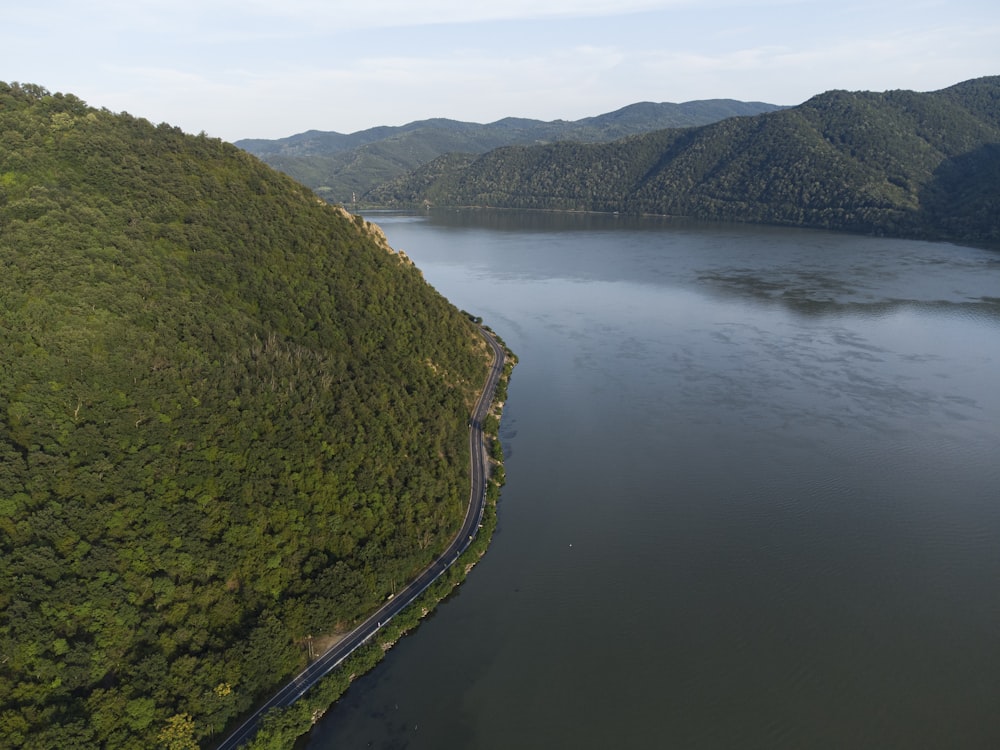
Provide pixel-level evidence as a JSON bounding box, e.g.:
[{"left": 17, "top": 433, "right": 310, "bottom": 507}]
[
  {"left": 308, "top": 212, "right": 1000, "bottom": 750},
  {"left": 376, "top": 210, "right": 1000, "bottom": 321},
  {"left": 698, "top": 267, "right": 1000, "bottom": 320}
]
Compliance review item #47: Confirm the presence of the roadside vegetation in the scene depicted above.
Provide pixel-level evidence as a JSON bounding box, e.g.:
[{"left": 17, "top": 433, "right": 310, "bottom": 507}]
[{"left": 242, "top": 337, "right": 515, "bottom": 750}]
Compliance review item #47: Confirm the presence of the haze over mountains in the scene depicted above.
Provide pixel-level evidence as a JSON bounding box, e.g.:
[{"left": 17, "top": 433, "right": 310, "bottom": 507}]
[
  {"left": 242, "top": 78, "right": 1000, "bottom": 246},
  {"left": 235, "top": 100, "right": 786, "bottom": 205}
]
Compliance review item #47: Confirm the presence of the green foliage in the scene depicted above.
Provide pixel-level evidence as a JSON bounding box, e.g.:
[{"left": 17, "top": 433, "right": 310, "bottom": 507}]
[
  {"left": 0, "top": 81, "right": 491, "bottom": 748},
  {"left": 367, "top": 76, "right": 1000, "bottom": 245},
  {"left": 157, "top": 714, "right": 198, "bottom": 750},
  {"left": 238, "top": 340, "right": 514, "bottom": 750},
  {"left": 235, "top": 102, "right": 784, "bottom": 205}
]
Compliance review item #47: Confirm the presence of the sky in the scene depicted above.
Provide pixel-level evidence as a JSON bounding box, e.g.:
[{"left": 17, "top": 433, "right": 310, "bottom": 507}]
[{"left": 2, "top": 0, "right": 998, "bottom": 142}]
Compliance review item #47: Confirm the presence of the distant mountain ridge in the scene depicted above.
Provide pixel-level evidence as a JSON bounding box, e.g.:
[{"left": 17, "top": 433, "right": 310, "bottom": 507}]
[
  {"left": 368, "top": 76, "right": 1000, "bottom": 245},
  {"left": 235, "top": 99, "right": 785, "bottom": 202}
]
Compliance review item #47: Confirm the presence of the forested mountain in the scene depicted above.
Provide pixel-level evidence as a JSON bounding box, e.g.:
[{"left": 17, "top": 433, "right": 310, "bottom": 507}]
[
  {"left": 369, "top": 77, "right": 1000, "bottom": 245},
  {"left": 0, "top": 82, "right": 490, "bottom": 749},
  {"left": 235, "top": 100, "right": 784, "bottom": 204}
]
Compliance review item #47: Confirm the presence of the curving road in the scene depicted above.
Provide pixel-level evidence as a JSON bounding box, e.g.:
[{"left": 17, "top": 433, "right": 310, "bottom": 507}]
[{"left": 215, "top": 327, "right": 505, "bottom": 750}]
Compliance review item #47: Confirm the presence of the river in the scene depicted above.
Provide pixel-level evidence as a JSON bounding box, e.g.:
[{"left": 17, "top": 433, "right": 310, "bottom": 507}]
[{"left": 305, "top": 211, "right": 1000, "bottom": 749}]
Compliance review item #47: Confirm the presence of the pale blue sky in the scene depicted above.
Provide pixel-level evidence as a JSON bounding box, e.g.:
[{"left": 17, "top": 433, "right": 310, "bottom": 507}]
[{"left": 2, "top": 0, "right": 998, "bottom": 141}]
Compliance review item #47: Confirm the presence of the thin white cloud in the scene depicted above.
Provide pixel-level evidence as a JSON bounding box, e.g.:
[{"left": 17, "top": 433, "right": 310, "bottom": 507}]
[
  {"left": 88, "top": 41, "right": 639, "bottom": 138},
  {"left": 3, "top": 0, "right": 997, "bottom": 140},
  {"left": 77, "top": 0, "right": 791, "bottom": 33},
  {"left": 633, "top": 20, "right": 1000, "bottom": 104},
  {"left": 238, "top": 0, "right": 688, "bottom": 27}
]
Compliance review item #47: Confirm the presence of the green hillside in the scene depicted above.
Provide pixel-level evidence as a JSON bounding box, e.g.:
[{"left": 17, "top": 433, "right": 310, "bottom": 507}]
[
  {"left": 235, "top": 100, "right": 784, "bottom": 204},
  {"left": 0, "top": 82, "right": 489, "bottom": 749},
  {"left": 368, "top": 77, "right": 1000, "bottom": 244}
]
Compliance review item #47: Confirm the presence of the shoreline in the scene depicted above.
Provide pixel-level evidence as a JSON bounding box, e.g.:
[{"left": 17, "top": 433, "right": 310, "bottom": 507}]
[
  {"left": 218, "top": 329, "right": 516, "bottom": 750},
  {"left": 351, "top": 204, "right": 1000, "bottom": 251}
]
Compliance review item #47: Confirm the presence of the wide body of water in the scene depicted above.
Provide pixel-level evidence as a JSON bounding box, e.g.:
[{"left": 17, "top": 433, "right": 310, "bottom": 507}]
[{"left": 306, "top": 211, "right": 1000, "bottom": 750}]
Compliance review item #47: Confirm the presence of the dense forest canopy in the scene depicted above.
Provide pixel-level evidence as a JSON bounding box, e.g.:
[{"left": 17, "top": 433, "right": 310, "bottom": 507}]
[
  {"left": 367, "top": 77, "right": 1000, "bottom": 245},
  {"left": 0, "top": 82, "right": 489, "bottom": 749},
  {"left": 234, "top": 100, "right": 785, "bottom": 204}
]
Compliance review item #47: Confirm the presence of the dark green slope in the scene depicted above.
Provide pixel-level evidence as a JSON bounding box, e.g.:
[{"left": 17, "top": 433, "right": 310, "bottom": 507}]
[
  {"left": 371, "top": 77, "right": 1000, "bottom": 244},
  {"left": 235, "top": 100, "right": 784, "bottom": 204},
  {"left": 0, "top": 82, "right": 488, "bottom": 749}
]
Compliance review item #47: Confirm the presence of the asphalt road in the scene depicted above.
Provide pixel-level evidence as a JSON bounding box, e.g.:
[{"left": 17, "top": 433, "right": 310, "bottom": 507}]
[{"left": 215, "top": 327, "right": 505, "bottom": 750}]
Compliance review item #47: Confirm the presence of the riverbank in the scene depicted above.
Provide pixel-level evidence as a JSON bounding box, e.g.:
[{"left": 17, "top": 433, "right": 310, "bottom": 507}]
[{"left": 235, "top": 333, "right": 517, "bottom": 750}]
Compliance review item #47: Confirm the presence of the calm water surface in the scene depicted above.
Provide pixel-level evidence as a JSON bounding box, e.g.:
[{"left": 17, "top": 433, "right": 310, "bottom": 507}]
[{"left": 307, "top": 211, "right": 1000, "bottom": 749}]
